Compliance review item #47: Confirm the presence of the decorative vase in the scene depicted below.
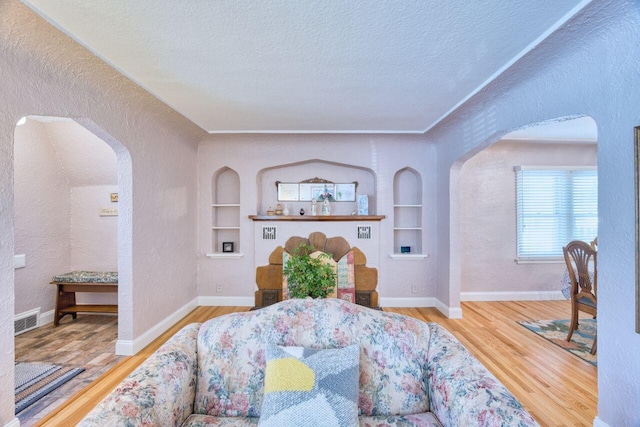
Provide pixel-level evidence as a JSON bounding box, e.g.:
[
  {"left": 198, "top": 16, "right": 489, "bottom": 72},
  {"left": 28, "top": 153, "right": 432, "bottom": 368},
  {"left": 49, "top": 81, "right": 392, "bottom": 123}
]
[
  {"left": 311, "top": 199, "right": 317, "bottom": 216},
  {"left": 300, "top": 208, "right": 305, "bottom": 216},
  {"left": 283, "top": 204, "right": 290, "bottom": 216},
  {"left": 321, "top": 198, "right": 331, "bottom": 215}
]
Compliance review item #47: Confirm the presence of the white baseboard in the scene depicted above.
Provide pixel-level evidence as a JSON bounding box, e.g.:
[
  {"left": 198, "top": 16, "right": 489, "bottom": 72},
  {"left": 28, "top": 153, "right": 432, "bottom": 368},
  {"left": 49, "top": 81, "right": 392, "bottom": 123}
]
[
  {"left": 436, "top": 299, "right": 463, "bottom": 318},
  {"left": 39, "top": 309, "right": 54, "bottom": 326},
  {"left": 198, "top": 296, "right": 255, "bottom": 306},
  {"left": 4, "top": 417, "right": 20, "bottom": 427},
  {"left": 115, "top": 298, "right": 198, "bottom": 356},
  {"left": 460, "top": 290, "right": 565, "bottom": 302},
  {"left": 593, "top": 416, "right": 609, "bottom": 427},
  {"left": 378, "top": 297, "right": 463, "bottom": 319},
  {"left": 380, "top": 297, "right": 436, "bottom": 308}
]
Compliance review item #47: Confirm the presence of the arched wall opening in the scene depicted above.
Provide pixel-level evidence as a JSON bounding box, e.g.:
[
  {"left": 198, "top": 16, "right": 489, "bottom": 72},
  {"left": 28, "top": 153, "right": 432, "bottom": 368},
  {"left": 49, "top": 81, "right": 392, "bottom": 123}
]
[
  {"left": 12, "top": 116, "right": 133, "bottom": 354},
  {"left": 449, "top": 116, "right": 598, "bottom": 312}
]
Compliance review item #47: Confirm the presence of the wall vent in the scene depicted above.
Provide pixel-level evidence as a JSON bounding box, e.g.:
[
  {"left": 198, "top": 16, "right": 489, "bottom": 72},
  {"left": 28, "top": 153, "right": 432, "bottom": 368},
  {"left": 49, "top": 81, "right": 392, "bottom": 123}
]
[
  {"left": 15, "top": 308, "right": 40, "bottom": 336},
  {"left": 262, "top": 226, "right": 277, "bottom": 240},
  {"left": 357, "top": 226, "right": 372, "bottom": 239}
]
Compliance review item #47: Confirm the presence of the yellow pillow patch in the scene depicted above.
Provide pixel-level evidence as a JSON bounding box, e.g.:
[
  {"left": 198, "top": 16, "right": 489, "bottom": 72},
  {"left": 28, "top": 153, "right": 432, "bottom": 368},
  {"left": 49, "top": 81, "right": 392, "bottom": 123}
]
[{"left": 264, "top": 357, "right": 315, "bottom": 393}]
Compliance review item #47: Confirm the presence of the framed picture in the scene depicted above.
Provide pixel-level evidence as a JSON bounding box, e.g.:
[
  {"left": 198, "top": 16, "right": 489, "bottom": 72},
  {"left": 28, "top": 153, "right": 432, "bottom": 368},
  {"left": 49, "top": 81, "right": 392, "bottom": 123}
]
[
  {"left": 335, "top": 183, "right": 356, "bottom": 201},
  {"left": 222, "top": 242, "right": 234, "bottom": 253},
  {"left": 277, "top": 182, "right": 299, "bottom": 201}
]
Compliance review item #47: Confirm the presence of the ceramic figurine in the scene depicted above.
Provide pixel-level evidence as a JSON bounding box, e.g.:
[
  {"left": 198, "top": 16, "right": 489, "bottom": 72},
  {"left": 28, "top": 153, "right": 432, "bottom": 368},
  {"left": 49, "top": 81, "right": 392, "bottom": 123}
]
[
  {"left": 300, "top": 208, "right": 305, "bottom": 216},
  {"left": 321, "top": 198, "right": 331, "bottom": 215}
]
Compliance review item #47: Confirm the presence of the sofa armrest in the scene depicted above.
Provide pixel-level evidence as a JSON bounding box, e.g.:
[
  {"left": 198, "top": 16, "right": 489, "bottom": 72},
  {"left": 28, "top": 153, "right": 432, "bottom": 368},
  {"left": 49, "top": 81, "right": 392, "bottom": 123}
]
[
  {"left": 426, "top": 324, "right": 538, "bottom": 427},
  {"left": 78, "top": 323, "right": 201, "bottom": 427}
]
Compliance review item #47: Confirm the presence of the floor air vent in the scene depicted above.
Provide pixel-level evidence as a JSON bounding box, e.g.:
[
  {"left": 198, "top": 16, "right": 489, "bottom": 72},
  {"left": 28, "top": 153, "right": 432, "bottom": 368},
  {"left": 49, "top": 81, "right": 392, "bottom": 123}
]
[{"left": 15, "top": 308, "right": 39, "bottom": 336}]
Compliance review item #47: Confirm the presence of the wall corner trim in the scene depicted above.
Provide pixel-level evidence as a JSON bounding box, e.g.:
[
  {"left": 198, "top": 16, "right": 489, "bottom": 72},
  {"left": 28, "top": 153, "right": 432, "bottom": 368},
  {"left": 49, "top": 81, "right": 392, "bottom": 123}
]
[
  {"left": 435, "top": 299, "right": 463, "bottom": 319},
  {"left": 115, "top": 297, "right": 199, "bottom": 356}
]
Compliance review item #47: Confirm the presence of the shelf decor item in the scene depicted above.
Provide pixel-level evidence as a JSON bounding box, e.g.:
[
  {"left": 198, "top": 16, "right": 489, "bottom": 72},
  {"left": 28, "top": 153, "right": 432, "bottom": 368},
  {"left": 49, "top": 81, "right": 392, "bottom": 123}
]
[
  {"left": 222, "top": 242, "right": 234, "bottom": 253},
  {"left": 401, "top": 246, "right": 411, "bottom": 253},
  {"left": 357, "top": 195, "right": 368, "bottom": 215},
  {"left": 321, "top": 198, "right": 331, "bottom": 215}
]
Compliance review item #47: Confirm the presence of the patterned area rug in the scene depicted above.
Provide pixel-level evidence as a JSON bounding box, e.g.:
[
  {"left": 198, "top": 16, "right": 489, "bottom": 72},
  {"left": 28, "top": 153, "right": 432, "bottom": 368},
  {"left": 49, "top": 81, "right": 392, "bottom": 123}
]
[
  {"left": 15, "top": 362, "right": 84, "bottom": 414},
  {"left": 517, "top": 319, "right": 597, "bottom": 366}
]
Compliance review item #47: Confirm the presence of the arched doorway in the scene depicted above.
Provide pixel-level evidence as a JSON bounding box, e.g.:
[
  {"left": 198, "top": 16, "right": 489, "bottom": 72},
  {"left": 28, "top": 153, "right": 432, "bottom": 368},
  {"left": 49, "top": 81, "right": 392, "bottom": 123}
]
[{"left": 12, "top": 115, "right": 132, "bottom": 421}]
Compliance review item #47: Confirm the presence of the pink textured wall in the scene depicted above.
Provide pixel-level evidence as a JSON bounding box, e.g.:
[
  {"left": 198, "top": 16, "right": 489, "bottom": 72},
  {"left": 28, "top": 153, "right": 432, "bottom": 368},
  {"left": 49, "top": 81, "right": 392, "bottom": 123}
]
[
  {"left": 460, "top": 140, "right": 597, "bottom": 296},
  {"left": 70, "top": 186, "right": 118, "bottom": 271},
  {"left": 13, "top": 120, "right": 72, "bottom": 315},
  {"left": 71, "top": 185, "right": 119, "bottom": 305},
  {"left": 197, "top": 134, "right": 436, "bottom": 305},
  {"left": 428, "top": 2, "right": 640, "bottom": 423},
  {"left": 0, "top": 2, "right": 203, "bottom": 423}
]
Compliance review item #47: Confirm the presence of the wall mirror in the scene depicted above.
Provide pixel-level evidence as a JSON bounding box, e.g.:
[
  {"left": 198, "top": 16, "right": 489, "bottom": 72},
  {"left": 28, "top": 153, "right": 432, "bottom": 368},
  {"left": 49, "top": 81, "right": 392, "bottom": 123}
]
[{"left": 277, "top": 177, "right": 357, "bottom": 202}]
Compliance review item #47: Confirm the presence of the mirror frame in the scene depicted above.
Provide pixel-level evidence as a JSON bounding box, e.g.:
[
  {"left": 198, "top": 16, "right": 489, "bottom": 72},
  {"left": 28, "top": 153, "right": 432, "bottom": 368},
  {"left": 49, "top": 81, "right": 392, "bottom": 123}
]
[{"left": 276, "top": 178, "right": 358, "bottom": 202}]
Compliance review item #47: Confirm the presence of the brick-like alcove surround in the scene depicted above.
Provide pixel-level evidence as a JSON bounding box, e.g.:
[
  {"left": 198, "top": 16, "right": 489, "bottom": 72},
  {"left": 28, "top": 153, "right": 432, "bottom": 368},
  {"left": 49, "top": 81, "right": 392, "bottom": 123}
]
[{"left": 255, "top": 232, "right": 379, "bottom": 308}]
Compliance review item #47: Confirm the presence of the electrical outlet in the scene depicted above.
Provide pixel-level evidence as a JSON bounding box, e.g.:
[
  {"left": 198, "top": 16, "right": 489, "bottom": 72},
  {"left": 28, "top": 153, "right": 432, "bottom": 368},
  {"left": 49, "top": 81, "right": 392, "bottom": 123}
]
[
  {"left": 411, "top": 283, "right": 418, "bottom": 294},
  {"left": 216, "top": 283, "right": 223, "bottom": 293}
]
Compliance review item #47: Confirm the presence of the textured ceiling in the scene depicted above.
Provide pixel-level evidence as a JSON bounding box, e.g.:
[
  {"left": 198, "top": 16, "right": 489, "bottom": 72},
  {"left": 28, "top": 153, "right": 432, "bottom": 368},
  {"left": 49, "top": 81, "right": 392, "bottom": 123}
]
[
  {"left": 27, "top": 117, "right": 118, "bottom": 186},
  {"left": 505, "top": 116, "right": 598, "bottom": 141},
  {"left": 23, "top": 0, "right": 590, "bottom": 134}
]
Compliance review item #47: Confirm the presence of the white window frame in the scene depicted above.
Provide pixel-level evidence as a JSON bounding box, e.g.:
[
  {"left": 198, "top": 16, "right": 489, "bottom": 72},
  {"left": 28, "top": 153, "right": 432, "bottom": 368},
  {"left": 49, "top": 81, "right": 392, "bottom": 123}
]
[{"left": 515, "top": 166, "right": 597, "bottom": 263}]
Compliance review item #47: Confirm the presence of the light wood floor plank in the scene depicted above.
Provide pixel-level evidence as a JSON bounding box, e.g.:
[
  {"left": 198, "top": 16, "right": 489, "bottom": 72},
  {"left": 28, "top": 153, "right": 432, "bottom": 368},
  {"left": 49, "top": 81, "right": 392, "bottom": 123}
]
[{"left": 37, "top": 301, "right": 597, "bottom": 426}]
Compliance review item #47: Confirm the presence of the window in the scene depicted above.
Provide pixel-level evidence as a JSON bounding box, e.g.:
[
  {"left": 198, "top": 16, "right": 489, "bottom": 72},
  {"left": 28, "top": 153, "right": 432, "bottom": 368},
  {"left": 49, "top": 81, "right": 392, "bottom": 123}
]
[{"left": 516, "top": 167, "right": 597, "bottom": 260}]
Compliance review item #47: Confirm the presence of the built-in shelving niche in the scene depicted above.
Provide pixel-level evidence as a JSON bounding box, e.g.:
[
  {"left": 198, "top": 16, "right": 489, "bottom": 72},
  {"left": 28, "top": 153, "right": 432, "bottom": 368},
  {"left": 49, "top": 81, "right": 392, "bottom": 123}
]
[
  {"left": 257, "top": 160, "right": 376, "bottom": 217},
  {"left": 393, "top": 167, "right": 423, "bottom": 255},
  {"left": 211, "top": 167, "right": 240, "bottom": 254}
]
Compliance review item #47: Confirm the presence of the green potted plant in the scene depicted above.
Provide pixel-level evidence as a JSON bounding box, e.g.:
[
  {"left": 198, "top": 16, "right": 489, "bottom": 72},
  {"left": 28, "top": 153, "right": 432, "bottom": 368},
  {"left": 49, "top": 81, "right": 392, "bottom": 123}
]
[{"left": 283, "top": 243, "right": 337, "bottom": 299}]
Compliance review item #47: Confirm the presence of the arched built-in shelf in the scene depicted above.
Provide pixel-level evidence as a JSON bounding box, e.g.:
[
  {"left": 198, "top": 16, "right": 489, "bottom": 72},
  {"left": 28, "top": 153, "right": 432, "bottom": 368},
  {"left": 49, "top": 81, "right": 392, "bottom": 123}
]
[
  {"left": 211, "top": 167, "right": 240, "bottom": 254},
  {"left": 393, "top": 168, "right": 423, "bottom": 255}
]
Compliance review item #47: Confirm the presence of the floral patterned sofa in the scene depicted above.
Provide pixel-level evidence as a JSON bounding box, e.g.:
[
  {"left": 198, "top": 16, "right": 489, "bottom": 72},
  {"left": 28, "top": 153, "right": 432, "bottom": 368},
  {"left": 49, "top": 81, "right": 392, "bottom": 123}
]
[{"left": 79, "top": 299, "right": 538, "bottom": 427}]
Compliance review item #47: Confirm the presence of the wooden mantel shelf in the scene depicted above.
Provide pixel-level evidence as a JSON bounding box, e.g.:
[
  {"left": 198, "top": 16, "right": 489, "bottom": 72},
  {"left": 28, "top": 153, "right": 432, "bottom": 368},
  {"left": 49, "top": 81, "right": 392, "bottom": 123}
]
[{"left": 249, "top": 215, "right": 385, "bottom": 221}]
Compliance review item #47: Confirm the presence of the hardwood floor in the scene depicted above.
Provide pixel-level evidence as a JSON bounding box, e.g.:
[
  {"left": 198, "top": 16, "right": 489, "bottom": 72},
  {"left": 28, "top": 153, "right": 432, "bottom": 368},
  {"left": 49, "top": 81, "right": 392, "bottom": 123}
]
[
  {"left": 35, "top": 301, "right": 597, "bottom": 427},
  {"left": 15, "top": 314, "right": 122, "bottom": 426}
]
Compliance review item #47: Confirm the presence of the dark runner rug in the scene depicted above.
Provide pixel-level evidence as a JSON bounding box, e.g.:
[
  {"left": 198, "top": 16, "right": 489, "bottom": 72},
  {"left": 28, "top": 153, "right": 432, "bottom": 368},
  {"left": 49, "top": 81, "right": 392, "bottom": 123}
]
[{"left": 15, "top": 362, "right": 84, "bottom": 414}]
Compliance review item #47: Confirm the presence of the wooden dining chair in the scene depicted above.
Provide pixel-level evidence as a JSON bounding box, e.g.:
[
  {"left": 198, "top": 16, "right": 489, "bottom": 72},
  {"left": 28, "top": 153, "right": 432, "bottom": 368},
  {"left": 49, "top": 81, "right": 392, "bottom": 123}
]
[
  {"left": 590, "top": 236, "right": 598, "bottom": 250},
  {"left": 563, "top": 240, "right": 597, "bottom": 354}
]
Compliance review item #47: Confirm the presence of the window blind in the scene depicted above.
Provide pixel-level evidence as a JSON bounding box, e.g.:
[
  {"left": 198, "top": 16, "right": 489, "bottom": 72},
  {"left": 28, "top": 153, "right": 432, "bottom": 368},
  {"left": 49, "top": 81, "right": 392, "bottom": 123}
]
[{"left": 516, "top": 168, "right": 597, "bottom": 259}]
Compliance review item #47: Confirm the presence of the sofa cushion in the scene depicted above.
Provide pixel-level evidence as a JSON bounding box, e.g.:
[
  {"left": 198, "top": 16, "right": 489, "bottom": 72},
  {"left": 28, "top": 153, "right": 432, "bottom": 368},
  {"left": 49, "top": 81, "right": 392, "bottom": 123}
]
[
  {"left": 259, "top": 345, "right": 359, "bottom": 427},
  {"left": 359, "top": 413, "right": 443, "bottom": 426},
  {"left": 181, "top": 414, "right": 258, "bottom": 426},
  {"left": 194, "top": 299, "right": 431, "bottom": 418}
]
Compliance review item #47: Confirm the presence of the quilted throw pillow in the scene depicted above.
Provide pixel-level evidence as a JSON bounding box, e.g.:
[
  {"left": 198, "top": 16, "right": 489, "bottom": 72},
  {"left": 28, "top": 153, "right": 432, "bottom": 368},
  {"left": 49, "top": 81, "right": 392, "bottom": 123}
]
[{"left": 258, "top": 344, "right": 359, "bottom": 427}]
